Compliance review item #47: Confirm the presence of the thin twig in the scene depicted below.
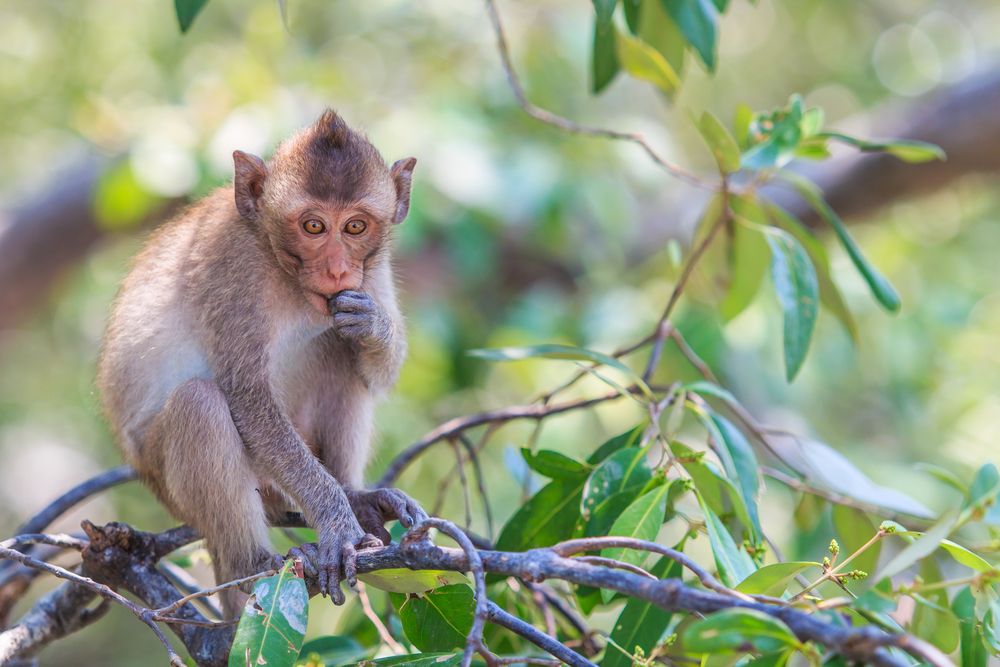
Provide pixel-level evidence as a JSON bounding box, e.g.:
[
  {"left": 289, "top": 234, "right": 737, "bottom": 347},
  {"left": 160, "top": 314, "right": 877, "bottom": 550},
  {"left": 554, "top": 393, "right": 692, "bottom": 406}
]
[
  {"left": 377, "top": 392, "right": 625, "bottom": 487},
  {"left": 551, "top": 537, "right": 751, "bottom": 601},
  {"left": 357, "top": 582, "right": 406, "bottom": 654},
  {"left": 482, "top": 0, "right": 708, "bottom": 189}
]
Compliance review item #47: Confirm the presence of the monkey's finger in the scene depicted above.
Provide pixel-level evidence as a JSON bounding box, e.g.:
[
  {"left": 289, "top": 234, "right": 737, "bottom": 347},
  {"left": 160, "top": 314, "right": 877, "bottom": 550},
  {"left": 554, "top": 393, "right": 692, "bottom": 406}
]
[
  {"left": 328, "top": 558, "right": 345, "bottom": 605},
  {"left": 334, "top": 312, "right": 368, "bottom": 327},
  {"left": 317, "top": 562, "right": 330, "bottom": 598},
  {"left": 289, "top": 545, "right": 319, "bottom": 579},
  {"left": 333, "top": 291, "right": 373, "bottom": 313},
  {"left": 369, "top": 526, "right": 391, "bottom": 546},
  {"left": 341, "top": 542, "right": 358, "bottom": 588},
  {"left": 408, "top": 500, "right": 430, "bottom": 525}
]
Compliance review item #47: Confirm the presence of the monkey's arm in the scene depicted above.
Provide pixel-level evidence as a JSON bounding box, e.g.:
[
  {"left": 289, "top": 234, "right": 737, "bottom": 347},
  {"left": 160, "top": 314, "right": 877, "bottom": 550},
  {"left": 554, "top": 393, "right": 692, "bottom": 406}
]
[
  {"left": 221, "top": 370, "right": 372, "bottom": 602},
  {"left": 331, "top": 290, "right": 406, "bottom": 392}
]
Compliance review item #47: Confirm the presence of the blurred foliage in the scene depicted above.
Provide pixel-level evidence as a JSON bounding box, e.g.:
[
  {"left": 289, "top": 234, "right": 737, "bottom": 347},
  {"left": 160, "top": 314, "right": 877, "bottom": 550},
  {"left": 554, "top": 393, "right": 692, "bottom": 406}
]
[{"left": 2, "top": 0, "right": 1000, "bottom": 665}]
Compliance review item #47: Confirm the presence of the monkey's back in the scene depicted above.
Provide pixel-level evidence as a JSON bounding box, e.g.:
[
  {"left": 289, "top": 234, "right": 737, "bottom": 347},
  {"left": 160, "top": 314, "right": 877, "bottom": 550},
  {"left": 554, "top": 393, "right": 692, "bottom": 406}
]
[{"left": 97, "top": 189, "right": 240, "bottom": 469}]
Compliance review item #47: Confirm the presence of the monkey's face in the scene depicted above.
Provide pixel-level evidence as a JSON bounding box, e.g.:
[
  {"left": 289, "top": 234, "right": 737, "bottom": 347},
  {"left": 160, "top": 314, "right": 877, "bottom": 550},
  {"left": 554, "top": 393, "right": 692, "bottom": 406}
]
[
  {"left": 275, "top": 200, "right": 392, "bottom": 316},
  {"left": 233, "top": 109, "right": 416, "bottom": 316}
]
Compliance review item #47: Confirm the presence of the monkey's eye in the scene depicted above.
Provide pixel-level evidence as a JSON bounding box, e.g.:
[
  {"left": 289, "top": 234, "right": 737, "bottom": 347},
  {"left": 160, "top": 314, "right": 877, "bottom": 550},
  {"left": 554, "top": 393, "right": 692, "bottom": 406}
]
[
  {"left": 344, "top": 219, "right": 367, "bottom": 235},
  {"left": 302, "top": 219, "right": 326, "bottom": 235}
]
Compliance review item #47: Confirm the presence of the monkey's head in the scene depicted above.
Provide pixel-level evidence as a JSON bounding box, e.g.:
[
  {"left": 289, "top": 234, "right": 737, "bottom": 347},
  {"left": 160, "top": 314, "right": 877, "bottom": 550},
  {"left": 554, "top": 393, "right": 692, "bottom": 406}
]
[{"left": 232, "top": 109, "right": 416, "bottom": 316}]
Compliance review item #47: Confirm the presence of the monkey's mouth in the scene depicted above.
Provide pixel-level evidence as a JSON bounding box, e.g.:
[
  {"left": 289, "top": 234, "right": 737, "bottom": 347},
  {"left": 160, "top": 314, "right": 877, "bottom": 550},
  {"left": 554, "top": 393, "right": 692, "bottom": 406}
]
[{"left": 304, "top": 291, "right": 334, "bottom": 317}]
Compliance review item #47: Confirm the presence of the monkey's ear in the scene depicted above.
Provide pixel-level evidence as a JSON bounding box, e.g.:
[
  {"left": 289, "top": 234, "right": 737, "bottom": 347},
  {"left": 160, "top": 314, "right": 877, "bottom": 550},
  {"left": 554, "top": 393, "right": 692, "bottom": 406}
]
[
  {"left": 390, "top": 157, "right": 417, "bottom": 225},
  {"left": 233, "top": 150, "right": 267, "bottom": 221}
]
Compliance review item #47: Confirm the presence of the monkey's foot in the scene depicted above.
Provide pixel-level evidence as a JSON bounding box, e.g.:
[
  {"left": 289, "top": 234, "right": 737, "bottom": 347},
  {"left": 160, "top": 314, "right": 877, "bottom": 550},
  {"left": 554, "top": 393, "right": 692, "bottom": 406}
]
[
  {"left": 347, "top": 487, "right": 429, "bottom": 545},
  {"left": 287, "top": 534, "right": 381, "bottom": 602}
]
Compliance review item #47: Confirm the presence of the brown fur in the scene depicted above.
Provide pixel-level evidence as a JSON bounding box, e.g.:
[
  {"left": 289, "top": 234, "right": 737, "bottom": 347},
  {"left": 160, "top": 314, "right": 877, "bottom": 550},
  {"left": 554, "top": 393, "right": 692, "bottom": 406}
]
[{"left": 97, "top": 110, "right": 421, "bottom": 616}]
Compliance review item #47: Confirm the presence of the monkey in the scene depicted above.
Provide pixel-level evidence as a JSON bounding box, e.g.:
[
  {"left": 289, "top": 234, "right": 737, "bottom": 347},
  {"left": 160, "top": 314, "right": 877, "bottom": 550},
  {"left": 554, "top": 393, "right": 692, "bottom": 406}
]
[{"left": 96, "top": 109, "right": 427, "bottom": 616}]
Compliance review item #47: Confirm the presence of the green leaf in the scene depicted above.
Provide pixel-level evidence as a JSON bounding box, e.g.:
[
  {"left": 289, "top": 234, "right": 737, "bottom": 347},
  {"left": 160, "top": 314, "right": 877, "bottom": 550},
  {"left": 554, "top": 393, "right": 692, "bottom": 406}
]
[
  {"left": 582, "top": 447, "right": 653, "bottom": 520},
  {"left": 673, "top": 441, "right": 754, "bottom": 539},
  {"left": 699, "top": 495, "right": 756, "bottom": 586},
  {"left": 229, "top": 562, "right": 308, "bottom": 667},
  {"left": 623, "top": 0, "right": 643, "bottom": 33},
  {"left": 589, "top": 424, "right": 647, "bottom": 464},
  {"left": 616, "top": 31, "right": 680, "bottom": 95},
  {"left": 938, "top": 540, "right": 995, "bottom": 573},
  {"left": 637, "top": 0, "right": 685, "bottom": 76},
  {"left": 954, "top": 587, "right": 990, "bottom": 667},
  {"left": 733, "top": 104, "right": 754, "bottom": 149},
  {"left": 390, "top": 585, "right": 475, "bottom": 652},
  {"left": 593, "top": 0, "right": 618, "bottom": 24},
  {"left": 967, "top": 463, "right": 1000, "bottom": 510},
  {"left": 468, "top": 344, "right": 653, "bottom": 400},
  {"left": 736, "top": 562, "right": 819, "bottom": 597},
  {"left": 355, "top": 654, "right": 463, "bottom": 667},
  {"left": 683, "top": 609, "right": 798, "bottom": 654},
  {"left": 819, "top": 132, "right": 945, "bottom": 163},
  {"left": 719, "top": 219, "right": 770, "bottom": 321},
  {"left": 832, "top": 506, "right": 881, "bottom": 588},
  {"left": 298, "top": 635, "right": 372, "bottom": 665},
  {"left": 174, "top": 0, "right": 208, "bottom": 32},
  {"left": 660, "top": 0, "right": 718, "bottom": 71},
  {"left": 780, "top": 173, "right": 900, "bottom": 312},
  {"left": 359, "top": 569, "right": 469, "bottom": 595},
  {"left": 760, "top": 203, "right": 859, "bottom": 342},
  {"left": 602, "top": 482, "right": 672, "bottom": 565},
  {"left": 711, "top": 414, "right": 762, "bottom": 538},
  {"left": 697, "top": 111, "right": 741, "bottom": 173},
  {"left": 764, "top": 228, "right": 818, "bottom": 381},
  {"left": 878, "top": 512, "right": 958, "bottom": 581},
  {"left": 494, "top": 477, "right": 585, "bottom": 552},
  {"left": 592, "top": 21, "right": 621, "bottom": 94},
  {"left": 521, "top": 448, "right": 592, "bottom": 480},
  {"left": 602, "top": 556, "right": 682, "bottom": 667}
]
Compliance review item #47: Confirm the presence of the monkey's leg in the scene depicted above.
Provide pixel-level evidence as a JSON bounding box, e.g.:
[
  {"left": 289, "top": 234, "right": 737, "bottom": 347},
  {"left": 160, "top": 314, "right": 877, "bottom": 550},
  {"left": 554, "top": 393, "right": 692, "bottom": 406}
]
[{"left": 148, "top": 378, "right": 279, "bottom": 617}]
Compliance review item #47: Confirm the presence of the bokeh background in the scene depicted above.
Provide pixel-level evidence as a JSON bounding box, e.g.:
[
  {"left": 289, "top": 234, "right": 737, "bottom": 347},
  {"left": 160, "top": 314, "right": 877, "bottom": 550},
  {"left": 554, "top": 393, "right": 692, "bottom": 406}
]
[{"left": 2, "top": 0, "right": 999, "bottom": 664}]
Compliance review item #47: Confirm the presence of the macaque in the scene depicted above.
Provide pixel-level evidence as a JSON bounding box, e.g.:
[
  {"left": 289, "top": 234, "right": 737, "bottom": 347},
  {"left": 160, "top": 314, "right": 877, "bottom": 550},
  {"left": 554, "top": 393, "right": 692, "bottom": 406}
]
[{"left": 97, "top": 109, "right": 427, "bottom": 615}]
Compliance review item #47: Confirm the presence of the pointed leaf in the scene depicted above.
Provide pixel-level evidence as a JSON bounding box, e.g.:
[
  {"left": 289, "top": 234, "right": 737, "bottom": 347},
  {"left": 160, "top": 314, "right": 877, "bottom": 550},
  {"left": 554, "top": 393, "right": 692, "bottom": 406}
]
[
  {"left": 590, "top": 424, "right": 647, "bottom": 464},
  {"left": 174, "top": 0, "right": 208, "bottom": 32},
  {"left": 390, "top": 584, "right": 475, "bottom": 652},
  {"left": 781, "top": 174, "right": 900, "bottom": 312},
  {"left": 602, "top": 482, "right": 672, "bottom": 565},
  {"left": 697, "top": 111, "right": 741, "bottom": 173},
  {"left": 660, "top": 0, "right": 718, "bottom": 70},
  {"left": 683, "top": 609, "right": 798, "bottom": 654},
  {"left": 494, "top": 477, "right": 585, "bottom": 553},
  {"left": 616, "top": 32, "right": 680, "bottom": 95},
  {"left": 820, "top": 132, "right": 945, "bottom": 163},
  {"left": 699, "top": 495, "right": 755, "bottom": 586},
  {"left": 229, "top": 561, "right": 308, "bottom": 667},
  {"left": 521, "top": 448, "right": 592, "bottom": 480},
  {"left": 878, "top": 512, "right": 958, "bottom": 581},
  {"left": 359, "top": 569, "right": 469, "bottom": 595},
  {"left": 592, "top": 21, "right": 621, "bottom": 94},
  {"left": 469, "top": 344, "right": 653, "bottom": 399},
  {"left": 736, "top": 562, "right": 819, "bottom": 597},
  {"left": 764, "top": 228, "right": 818, "bottom": 381}
]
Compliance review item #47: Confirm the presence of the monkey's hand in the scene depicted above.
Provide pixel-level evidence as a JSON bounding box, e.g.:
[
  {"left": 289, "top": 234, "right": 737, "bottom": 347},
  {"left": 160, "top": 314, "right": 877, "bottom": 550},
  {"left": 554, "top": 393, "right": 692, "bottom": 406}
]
[
  {"left": 331, "top": 291, "right": 391, "bottom": 346},
  {"left": 289, "top": 514, "right": 381, "bottom": 605},
  {"left": 347, "top": 487, "right": 429, "bottom": 545}
]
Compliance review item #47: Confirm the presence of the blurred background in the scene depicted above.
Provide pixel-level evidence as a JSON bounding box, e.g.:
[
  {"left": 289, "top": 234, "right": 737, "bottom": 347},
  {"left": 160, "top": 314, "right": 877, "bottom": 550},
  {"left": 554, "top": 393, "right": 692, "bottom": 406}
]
[{"left": 1, "top": 0, "right": 999, "bottom": 663}]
